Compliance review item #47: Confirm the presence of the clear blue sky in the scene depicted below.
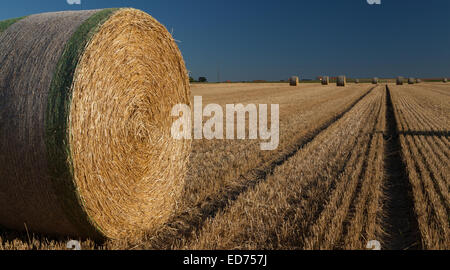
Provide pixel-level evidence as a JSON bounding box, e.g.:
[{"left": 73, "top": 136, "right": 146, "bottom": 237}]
[{"left": 1, "top": 0, "right": 449, "bottom": 81}]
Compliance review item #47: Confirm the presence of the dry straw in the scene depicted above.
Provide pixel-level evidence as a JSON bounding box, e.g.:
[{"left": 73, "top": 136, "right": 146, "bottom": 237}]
[
  {"left": 0, "top": 8, "right": 191, "bottom": 241},
  {"left": 321, "top": 76, "right": 329, "bottom": 85},
  {"left": 337, "top": 75, "right": 346, "bottom": 87},
  {"left": 408, "top": 77, "right": 415, "bottom": 84},
  {"left": 443, "top": 78, "right": 448, "bottom": 83},
  {"left": 372, "top": 77, "right": 378, "bottom": 84},
  {"left": 396, "top": 76, "right": 404, "bottom": 85},
  {"left": 290, "top": 76, "right": 299, "bottom": 86},
  {"left": 416, "top": 78, "right": 421, "bottom": 83},
  {"left": 355, "top": 79, "right": 360, "bottom": 84}
]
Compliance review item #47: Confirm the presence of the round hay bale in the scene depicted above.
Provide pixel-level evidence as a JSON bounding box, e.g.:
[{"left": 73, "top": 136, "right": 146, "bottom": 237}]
[
  {"left": 0, "top": 9, "right": 191, "bottom": 240},
  {"left": 321, "top": 76, "right": 329, "bottom": 85},
  {"left": 355, "top": 79, "right": 360, "bottom": 84},
  {"left": 396, "top": 76, "right": 404, "bottom": 85},
  {"left": 408, "top": 77, "right": 415, "bottom": 84},
  {"left": 290, "top": 76, "right": 299, "bottom": 86},
  {"left": 0, "top": 16, "right": 26, "bottom": 33},
  {"left": 443, "top": 78, "right": 448, "bottom": 83},
  {"left": 372, "top": 77, "right": 379, "bottom": 84},
  {"left": 337, "top": 75, "right": 346, "bottom": 87},
  {"left": 415, "top": 78, "right": 421, "bottom": 83}
]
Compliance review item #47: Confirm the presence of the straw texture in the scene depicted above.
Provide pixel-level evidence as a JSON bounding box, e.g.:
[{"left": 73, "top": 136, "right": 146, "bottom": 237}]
[
  {"left": 0, "top": 8, "right": 190, "bottom": 240},
  {"left": 0, "top": 9, "right": 102, "bottom": 239},
  {"left": 0, "top": 16, "right": 26, "bottom": 33}
]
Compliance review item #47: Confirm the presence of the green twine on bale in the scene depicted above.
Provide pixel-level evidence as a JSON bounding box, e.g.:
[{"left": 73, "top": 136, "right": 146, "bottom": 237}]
[
  {"left": 45, "top": 8, "right": 119, "bottom": 241},
  {"left": 0, "top": 16, "right": 27, "bottom": 33}
]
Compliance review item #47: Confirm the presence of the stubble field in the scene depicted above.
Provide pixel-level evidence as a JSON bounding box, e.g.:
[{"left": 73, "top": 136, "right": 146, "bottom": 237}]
[{"left": 0, "top": 82, "right": 448, "bottom": 250}]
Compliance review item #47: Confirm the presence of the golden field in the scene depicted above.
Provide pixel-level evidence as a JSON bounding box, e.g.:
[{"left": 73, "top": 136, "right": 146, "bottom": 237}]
[{"left": 1, "top": 82, "right": 448, "bottom": 250}]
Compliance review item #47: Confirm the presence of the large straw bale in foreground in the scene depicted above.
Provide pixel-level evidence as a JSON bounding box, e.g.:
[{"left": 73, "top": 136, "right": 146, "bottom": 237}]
[{"left": 0, "top": 9, "right": 191, "bottom": 240}]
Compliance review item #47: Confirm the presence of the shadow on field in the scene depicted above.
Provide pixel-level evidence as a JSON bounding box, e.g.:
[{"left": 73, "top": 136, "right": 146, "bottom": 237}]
[
  {"left": 382, "top": 86, "right": 422, "bottom": 250},
  {"left": 147, "top": 86, "right": 378, "bottom": 249}
]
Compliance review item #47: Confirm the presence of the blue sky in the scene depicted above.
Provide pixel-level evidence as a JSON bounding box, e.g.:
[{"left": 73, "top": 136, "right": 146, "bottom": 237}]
[{"left": 1, "top": 0, "right": 449, "bottom": 81}]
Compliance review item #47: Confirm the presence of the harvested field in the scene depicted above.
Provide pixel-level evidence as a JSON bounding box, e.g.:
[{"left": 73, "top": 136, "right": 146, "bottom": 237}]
[
  {"left": 185, "top": 85, "right": 385, "bottom": 250},
  {"left": 0, "top": 82, "right": 448, "bottom": 250},
  {"left": 388, "top": 84, "right": 449, "bottom": 250}
]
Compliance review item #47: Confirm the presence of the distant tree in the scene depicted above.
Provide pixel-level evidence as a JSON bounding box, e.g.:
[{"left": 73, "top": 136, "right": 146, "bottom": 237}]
[
  {"left": 189, "top": 76, "right": 196, "bottom": 82},
  {"left": 198, "top": 77, "right": 207, "bottom": 82}
]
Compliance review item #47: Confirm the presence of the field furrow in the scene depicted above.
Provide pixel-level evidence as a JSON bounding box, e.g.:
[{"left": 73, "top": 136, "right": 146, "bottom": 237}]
[
  {"left": 184, "top": 86, "right": 384, "bottom": 250},
  {"left": 389, "top": 84, "right": 449, "bottom": 250},
  {"left": 140, "top": 84, "right": 374, "bottom": 249},
  {"left": 340, "top": 90, "right": 386, "bottom": 250}
]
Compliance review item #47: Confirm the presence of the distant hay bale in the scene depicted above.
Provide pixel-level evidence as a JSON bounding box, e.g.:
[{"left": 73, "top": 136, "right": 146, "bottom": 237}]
[
  {"left": 355, "top": 79, "right": 360, "bottom": 84},
  {"left": 396, "top": 76, "right": 404, "bottom": 85},
  {"left": 408, "top": 77, "right": 415, "bottom": 84},
  {"left": 444, "top": 78, "right": 448, "bottom": 83},
  {"left": 321, "top": 76, "right": 329, "bottom": 85},
  {"left": 415, "top": 78, "right": 421, "bottom": 83},
  {"left": 290, "top": 76, "right": 299, "bottom": 86},
  {"left": 337, "top": 75, "right": 346, "bottom": 87},
  {"left": 0, "top": 9, "right": 191, "bottom": 240},
  {"left": 372, "top": 77, "right": 379, "bottom": 84}
]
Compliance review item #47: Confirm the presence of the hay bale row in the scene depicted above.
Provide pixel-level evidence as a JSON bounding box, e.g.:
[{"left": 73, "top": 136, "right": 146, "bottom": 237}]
[
  {"left": 290, "top": 76, "right": 299, "bottom": 86},
  {"left": 337, "top": 75, "right": 346, "bottom": 87},
  {"left": 396, "top": 76, "right": 404, "bottom": 85},
  {"left": 321, "top": 76, "right": 329, "bottom": 85},
  {"left": 0, "top": 9, "right": 191, "bottom": 240}
]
